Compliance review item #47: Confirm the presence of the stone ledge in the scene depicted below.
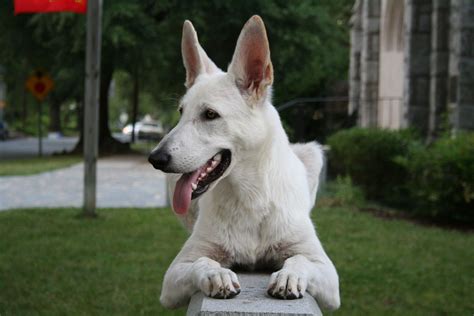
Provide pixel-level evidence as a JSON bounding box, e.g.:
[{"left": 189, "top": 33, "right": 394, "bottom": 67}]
[{"left": 187, "top": 273, "right": 322, "bottom": 316}]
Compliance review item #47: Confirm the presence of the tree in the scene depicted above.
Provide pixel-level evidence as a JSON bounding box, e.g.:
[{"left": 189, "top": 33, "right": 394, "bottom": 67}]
[
  {"left": 0, "top": 0, "right": 353, "bottom": 149},
  {"left": 135, "top": 0, "right": 353, "bottom": 129}
]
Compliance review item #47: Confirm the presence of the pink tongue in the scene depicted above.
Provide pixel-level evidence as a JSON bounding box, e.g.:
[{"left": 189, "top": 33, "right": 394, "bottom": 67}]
[{"left": 173, "top": 169, "right": 201, "bottom": 215}]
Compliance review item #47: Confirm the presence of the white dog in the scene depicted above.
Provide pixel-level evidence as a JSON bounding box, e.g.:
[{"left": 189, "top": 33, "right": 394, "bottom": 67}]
[{"left": 148, "top": 15, "right": 340, "bottom": 311}]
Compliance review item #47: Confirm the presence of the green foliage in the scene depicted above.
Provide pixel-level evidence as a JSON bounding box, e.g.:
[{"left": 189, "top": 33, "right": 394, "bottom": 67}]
[
  {"left": 398, "top": 133, "right": 474, "bottom": 222},
  {"left": 1, "top": 1, "right": 352, "bottom": 133},
  {"left": 320, "top": 176, "right": 365, "bottom": 208},
  {"left": 327, "top": 128, "right": 417, "bottom": 204},
  {"left": 147, "top": 0, "right": 352, "bottom": 126},
  {"left": 328, "top": 128, "right": 474, "bottom": 223}
]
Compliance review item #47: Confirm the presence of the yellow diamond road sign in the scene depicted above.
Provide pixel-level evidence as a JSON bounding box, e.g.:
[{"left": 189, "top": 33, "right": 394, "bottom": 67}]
[{"left": 26, "top": 70, "right": 54, "bottom": 101}]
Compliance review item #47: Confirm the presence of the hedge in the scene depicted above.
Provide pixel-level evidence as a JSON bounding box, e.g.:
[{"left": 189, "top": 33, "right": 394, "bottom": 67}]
[
  {"left": 327, "top": 128, "right": 474, "bottom": 223},
  {"left": 398, "top": 133, "right": 474, "bottom": 222},
  {"left": 327, "top": 128, "right": 416, "bottom": 205}
]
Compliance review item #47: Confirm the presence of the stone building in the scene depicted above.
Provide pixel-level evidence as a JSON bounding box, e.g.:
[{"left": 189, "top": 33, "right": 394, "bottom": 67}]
[{"left": 349, "top": 0, "right": 474, "bottom": 138}]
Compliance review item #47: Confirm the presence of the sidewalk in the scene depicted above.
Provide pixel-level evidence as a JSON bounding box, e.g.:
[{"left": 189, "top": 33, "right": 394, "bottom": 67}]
[{"left": 0, "top": 156, "right": 167, "bottom": 211}]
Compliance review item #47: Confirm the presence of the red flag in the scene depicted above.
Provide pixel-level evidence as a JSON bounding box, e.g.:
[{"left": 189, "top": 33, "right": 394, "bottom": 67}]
[{"left": 14, "top": 0, "right": 87, "bottom": 14}]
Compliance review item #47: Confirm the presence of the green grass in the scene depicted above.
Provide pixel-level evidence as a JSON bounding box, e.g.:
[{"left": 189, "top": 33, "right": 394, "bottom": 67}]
[
  {"left": 0, "top": 156, "right": 82, "bottom": 176},
  {"left": 0, "top": 208, "right": 187, "bottom": 315},
  {"left": 0, "top": 206, "right": 472, "bottom": 315},
  {"left": 313, "top": 206, "right": 474, "bottom": 315}
]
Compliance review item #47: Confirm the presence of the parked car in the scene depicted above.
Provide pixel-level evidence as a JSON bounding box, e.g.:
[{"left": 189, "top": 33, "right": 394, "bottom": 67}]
[
  {"left": 122, "top": 120, "right": 164, "bottom": 140},
  {"left": 0, "top": 121, "right": 9, "bottom": 140}
]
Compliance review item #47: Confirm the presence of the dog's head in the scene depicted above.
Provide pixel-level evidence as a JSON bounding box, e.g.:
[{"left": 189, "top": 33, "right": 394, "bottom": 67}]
[{"left": 149, "top": 15, "right": 274, "bottom": 214}]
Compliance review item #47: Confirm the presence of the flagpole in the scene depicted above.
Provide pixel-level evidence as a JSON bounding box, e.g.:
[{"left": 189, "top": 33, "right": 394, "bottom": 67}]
[{"left": 82, "top": 0, "right": 102, "bottom": 217}]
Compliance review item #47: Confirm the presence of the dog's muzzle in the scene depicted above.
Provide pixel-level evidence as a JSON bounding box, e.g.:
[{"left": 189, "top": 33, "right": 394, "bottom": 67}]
[{"left": 148, "top": 149, "right": 171, "bottom": 171}]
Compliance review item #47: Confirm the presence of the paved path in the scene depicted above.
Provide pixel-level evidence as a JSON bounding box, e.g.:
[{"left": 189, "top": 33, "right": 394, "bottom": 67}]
[{"left": 0, "top": 156, "right": 168, "bottom": 210}]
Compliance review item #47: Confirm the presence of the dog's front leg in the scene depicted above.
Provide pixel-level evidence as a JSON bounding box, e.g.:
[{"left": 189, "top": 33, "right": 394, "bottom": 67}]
[
  {"left": 267, "top": 244, "right": 340, "bottom": 310},
  {"left": 160, "top": 241, "right": 241, "bottom": 309}
]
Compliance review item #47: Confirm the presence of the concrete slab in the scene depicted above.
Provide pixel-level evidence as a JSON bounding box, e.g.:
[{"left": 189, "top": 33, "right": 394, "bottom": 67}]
[{"left": 187, "top": 273, "right": 322, "bottom": 316}]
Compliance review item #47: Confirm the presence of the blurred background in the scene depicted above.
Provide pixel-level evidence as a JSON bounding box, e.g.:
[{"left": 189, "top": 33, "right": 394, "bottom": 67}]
[
  {"left": 0, "top": 0, "right": 352, "bottom": 153},
  {"left": 0, "top": 1, "right": 473, "bottom": 315}
]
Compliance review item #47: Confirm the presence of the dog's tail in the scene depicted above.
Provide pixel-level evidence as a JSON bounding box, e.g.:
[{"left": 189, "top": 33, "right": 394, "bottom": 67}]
[{"left": 290, "top": 142, "right": 324, "bottom": 209}]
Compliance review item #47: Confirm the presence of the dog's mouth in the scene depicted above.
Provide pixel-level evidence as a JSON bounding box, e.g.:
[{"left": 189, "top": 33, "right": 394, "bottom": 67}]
[{"left": 173, "top": 149, "right": 231, "bottom": 215}]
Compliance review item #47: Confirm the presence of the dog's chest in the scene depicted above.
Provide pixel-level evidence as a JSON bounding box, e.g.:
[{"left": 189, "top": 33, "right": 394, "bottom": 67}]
[
  {"left": 203, "top": 180, "right": 303, "bottom": 270},
  {"left": 216, "top": 210, "right": 295, "bottom": 270}
]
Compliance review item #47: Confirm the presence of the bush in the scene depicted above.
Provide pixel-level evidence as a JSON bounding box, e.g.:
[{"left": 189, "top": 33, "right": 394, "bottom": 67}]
[
  {"left": 319, "top": 176, "right": 366, "bottom": 208},
  {"left": 398, "top": 133, "right": 474, "bottom": 222},
  {"left": 327, "top": 128, "right": 417, "bottom": 204}
]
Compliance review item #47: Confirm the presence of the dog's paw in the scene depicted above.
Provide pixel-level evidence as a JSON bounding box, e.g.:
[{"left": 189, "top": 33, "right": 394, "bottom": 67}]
[
  {"left": 197, "top": 267, "right": 241, "bottom": 299},
  {"left": 267, "top": 269, "right": 307, "bottom": 299}
]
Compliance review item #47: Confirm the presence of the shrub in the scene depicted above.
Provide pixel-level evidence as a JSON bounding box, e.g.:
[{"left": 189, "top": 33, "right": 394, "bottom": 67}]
[
  {"left": 320, "top": 176, "right": 366, "bottom": 208},
  {"left": 327, "top": 128, "right": 417, "bottom": 204},
  {"left": 398, "top": 133, "right": 474, "bottom": 222}
]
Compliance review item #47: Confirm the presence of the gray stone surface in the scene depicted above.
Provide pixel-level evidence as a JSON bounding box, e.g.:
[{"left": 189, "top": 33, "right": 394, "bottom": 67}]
[
  {"left": 448, "top": 0, "right": 474, "bottom": 131},
  {"left": 349, "top": 0, "right": 362, "bottom": 115},
  {"left": 404, "top": 0, "right": 432, "bottom": 133},
  {"left": 187, "top": 274, "right": 322, "bottom": 316},
  {"left": 0, "top": 156, "right": 167, "bottom": 210},
  {"left": 350, "top": 0, "right": 474, "bottom": 136},
  {"left": 429, "top": 0, "right": 450, "bottom": 139},
  {"left": 359, "top": 0, "right": 380, "bottom": 128}
]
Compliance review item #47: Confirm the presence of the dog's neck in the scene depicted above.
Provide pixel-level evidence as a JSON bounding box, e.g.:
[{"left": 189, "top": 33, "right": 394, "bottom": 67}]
[{"left": 216, "top": 102, "right": 298, "bottom": 212}]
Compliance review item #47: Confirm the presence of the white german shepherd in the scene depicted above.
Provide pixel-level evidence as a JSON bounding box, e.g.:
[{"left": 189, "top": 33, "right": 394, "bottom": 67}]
[{"left": 148, "top": 15, "right": 340, "bottom": 311}]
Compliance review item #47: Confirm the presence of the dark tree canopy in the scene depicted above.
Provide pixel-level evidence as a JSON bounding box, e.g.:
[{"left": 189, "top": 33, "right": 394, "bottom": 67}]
[{"left": 0, "top": 0, "right": 352, "bottom": 151}]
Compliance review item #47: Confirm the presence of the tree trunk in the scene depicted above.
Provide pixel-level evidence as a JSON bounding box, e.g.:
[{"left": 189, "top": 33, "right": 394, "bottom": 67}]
[
  {"left": 76, "top": 98, "right": 83, "bottom": 135},
  {"left": 98, "top": 64, "right": 113, "bottom": 141},
  {"left": 49, "top": 98, "right": 62, "bottom": 133},
  {"left": 72, "top": 64, "right": 130, "bottom": 155},
  {"left": 22, "top": 87, "right": 27, "bottom": 131},
  {"left": 131, "top": 66, "right": 139, "bottom": 143}
]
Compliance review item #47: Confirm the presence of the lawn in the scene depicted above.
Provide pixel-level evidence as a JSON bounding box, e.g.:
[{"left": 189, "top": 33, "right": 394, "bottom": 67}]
[
  {"left": 0, "top": 156, "right": 82, "bottom": 176},
  {"left": 0, "top": 206, "right": 472, "bottom": 315}
]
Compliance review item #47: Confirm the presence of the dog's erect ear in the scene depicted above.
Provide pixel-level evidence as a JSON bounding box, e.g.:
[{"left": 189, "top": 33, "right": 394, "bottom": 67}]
[
  {"left": 182, "top": 20, "right": 221, "bottom": 89},
  {"left": 228, "top": 15, "right": 273, "bottom": 103}
]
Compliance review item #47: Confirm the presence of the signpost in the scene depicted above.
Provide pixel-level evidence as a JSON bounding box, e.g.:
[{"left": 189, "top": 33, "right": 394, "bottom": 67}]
[
  {"left": 15, "top": 0, "right": 101, "bottom": 217},
  {"left": 25, "top": 70, "right": 54, "bottom": 157},
  {"left": 83, "top": 0, "right": 102, "bottom": 217}
]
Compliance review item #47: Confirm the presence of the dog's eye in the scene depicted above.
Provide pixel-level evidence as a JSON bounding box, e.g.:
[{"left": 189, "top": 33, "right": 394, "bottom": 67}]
[
  {"left": 178, "top": 107, "right": 183, "bottom": 115},
  {"left": 204, "top": 109, "right": 219, "bottom": 120}
]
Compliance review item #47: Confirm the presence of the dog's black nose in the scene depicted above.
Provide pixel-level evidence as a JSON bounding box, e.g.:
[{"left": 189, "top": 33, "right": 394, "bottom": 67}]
[{"left": 148, "top": 150, "right": 171, "bottom": 171}]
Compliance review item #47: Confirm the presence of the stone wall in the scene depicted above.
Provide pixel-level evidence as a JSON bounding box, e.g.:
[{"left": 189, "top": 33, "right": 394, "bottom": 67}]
[
  {"left": 403, "top": 0, "right": 432, "bottom": 132},
  {"left": 349, "top": 0, "right": 362, "bottom": 116},
  {"left": 449, "top": 0, "right": 474, "bottom": 131},
  {"left": 349, "top": 0, "right": 473, "bottom": 134},
  {"left": 359, "top": 0, "right": 380, "bottom": 127},
  {"left": 378, "top": 0, "right": 406, "bottom": 129},
  {"left": 429, "top": 0, "right": 450, "bottom": 139}
]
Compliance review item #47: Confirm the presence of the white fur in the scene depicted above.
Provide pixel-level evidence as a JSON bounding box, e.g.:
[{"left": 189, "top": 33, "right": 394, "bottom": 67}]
[{"left": 155, "top": 16, "right": 340, "bottom": 311}]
